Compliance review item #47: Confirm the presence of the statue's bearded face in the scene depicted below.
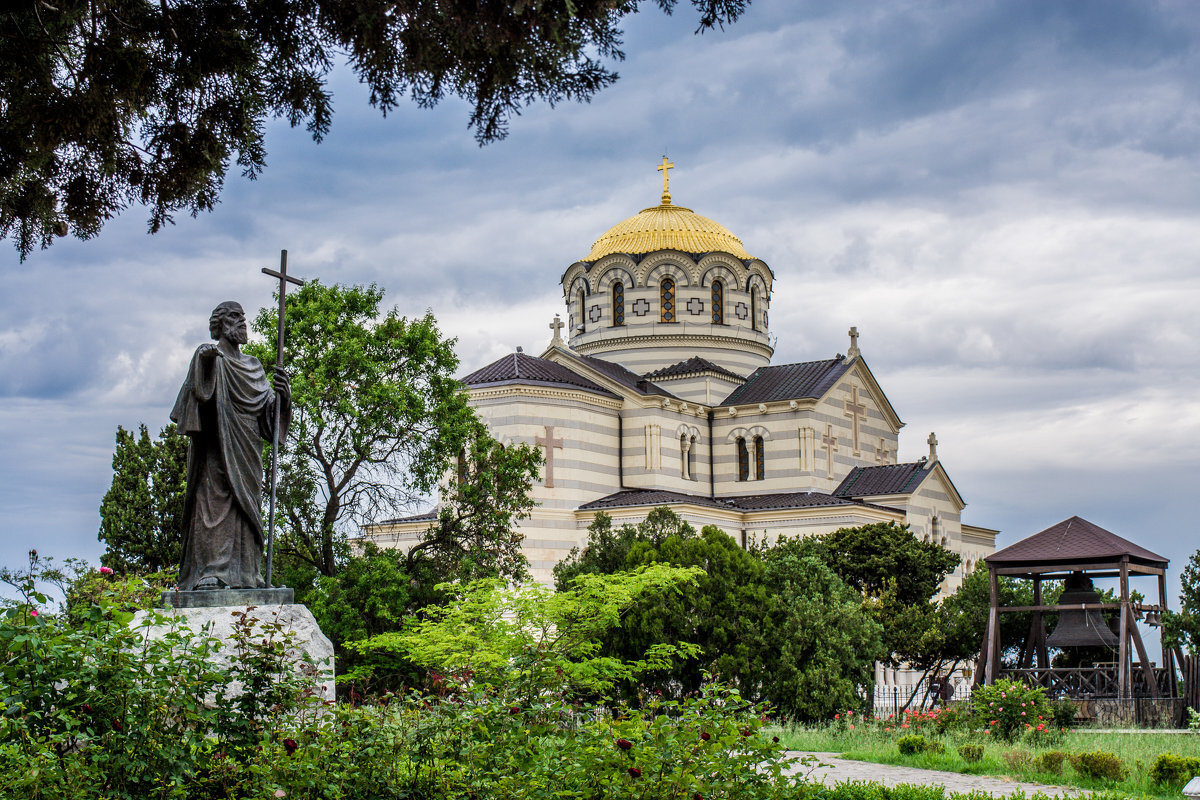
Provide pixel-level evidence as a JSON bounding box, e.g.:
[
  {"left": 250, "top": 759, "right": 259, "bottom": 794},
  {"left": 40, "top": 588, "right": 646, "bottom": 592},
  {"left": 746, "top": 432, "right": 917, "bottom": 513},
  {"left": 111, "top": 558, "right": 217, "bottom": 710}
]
[{"left": 210, "top": 302, "right": 248, "bottom": 344}]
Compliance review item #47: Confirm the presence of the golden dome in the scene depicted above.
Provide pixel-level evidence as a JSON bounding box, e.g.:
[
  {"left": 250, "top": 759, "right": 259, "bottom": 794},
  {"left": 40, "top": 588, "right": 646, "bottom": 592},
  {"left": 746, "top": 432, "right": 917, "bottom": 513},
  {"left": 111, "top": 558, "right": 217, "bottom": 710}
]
[{"left": 582, "top": 202, "right": 753, "bottom": 261}]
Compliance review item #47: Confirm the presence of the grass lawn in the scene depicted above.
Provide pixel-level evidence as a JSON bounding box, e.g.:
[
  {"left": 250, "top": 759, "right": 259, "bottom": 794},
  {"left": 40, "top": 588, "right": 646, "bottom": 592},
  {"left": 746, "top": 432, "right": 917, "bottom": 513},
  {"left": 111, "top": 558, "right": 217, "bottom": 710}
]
[{"left": 774, "top": 725, "right": 1200, "bottom": 799}]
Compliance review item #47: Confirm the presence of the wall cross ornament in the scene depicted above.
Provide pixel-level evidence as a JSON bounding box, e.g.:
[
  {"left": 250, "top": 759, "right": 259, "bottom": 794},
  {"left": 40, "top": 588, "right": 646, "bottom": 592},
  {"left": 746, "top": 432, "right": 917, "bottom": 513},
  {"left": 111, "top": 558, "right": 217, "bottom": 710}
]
[
  {"left": 843, "top": 386, "right": 867, "bottom": 455},
  {"left": 686, "top": 297, "right": 705, "bottom": 315},
  {"left": 734, "top": 301, "right": 748, "bottom": 320},
  {"left": 821, "top": 424, "right": 838, "bottom": 479},
  {"left": 535, "top": 425, "right": 564, "bottom": 488},
  {"left": 588, "top": 304, "right": 602, "bottom": 323},
  {"left": 632, "top": 297, "right": 651, "bottom": 316}
]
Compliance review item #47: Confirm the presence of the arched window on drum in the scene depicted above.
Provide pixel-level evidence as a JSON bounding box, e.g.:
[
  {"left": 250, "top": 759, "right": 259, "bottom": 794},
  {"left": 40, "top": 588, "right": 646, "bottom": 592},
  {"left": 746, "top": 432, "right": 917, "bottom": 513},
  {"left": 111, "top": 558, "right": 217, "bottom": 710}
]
[
  {"left": 577, "top": 288, "right": 586, "bottom": 333},
  {"left": 612, "top": 282, "right": 625, "bottom": 327},
  {"left": 736, "top": 437, "right": 749, "bottom": 481},
  {"left": 660, "top": 278, "right": 676, "bottom": 323},
  {"left": 711, "top": 280, "right": 724, "bottom": 324}
]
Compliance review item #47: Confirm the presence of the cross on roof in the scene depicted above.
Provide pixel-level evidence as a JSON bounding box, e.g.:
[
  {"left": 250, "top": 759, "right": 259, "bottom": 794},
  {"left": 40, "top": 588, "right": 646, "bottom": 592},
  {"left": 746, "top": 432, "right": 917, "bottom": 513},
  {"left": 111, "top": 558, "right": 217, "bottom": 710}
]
[
  {"left": 657, "top": 156, "right": 674, "bottom": 204},
  {"left": 549, "top": 314, "right": 565, "bottom": 345}
]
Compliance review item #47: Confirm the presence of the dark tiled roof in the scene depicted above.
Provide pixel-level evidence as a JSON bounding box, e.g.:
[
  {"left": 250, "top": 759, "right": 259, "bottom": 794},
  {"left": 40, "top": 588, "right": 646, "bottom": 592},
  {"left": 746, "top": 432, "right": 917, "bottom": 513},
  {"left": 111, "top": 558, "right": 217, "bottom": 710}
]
[
  {"left": 986, "top": 516, "right": 1169, "bottom": 568},
  {"left": 721, "top": 357, "right": 850, "bottom": 406},
  {"left": 462, "top": 352, "right": 618, "bottom": 398},
  {"left": 643, "top": 357, "right": 745, "bottom": 383},
  {"left": 553, "top": 351, "right": 679, "bottom": 399},
  {"left": 578, "top": 489, "right": 897, "bottom": 514},
  {"left": 835, "top": 462, "right": 932, "bottom": 497}
]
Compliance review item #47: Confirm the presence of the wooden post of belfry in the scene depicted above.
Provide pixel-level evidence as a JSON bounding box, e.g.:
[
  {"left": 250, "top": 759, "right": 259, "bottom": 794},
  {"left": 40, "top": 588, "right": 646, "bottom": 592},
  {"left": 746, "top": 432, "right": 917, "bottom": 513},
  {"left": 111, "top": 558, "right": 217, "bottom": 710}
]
[
  {"left": 262, "top": 250, "right": 304, "bottom": 587},
  {"left": 985, "top": 565, "right": 1000, "bottom": 684}
]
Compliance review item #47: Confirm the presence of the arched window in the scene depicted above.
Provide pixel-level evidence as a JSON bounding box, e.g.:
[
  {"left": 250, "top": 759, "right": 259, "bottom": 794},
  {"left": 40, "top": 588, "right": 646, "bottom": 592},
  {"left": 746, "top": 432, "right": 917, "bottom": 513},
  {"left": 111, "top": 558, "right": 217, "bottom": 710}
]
[
  {"left": 577, "top": 288, "right": 586, "bottom": 333},
  {"left": 660, "top": 278, "right": 676, "bottom": 323},
  {"left": 688, "top": 435, "right": 697, "bottom": 480},
  {"left": 754, "top": 436, "right": 765, "bottom": 480},
  {"left": 711, "top": 280, "right": 724, "bottom": 324},
  {"left": 737, "top": 437, "right": 749, "bottom": 481},
  {"left": 750, "top": 289, "right": 759, "bottom": 331},
  {"left": 612, "top": 282, "right": 625, "bottom": 327}
]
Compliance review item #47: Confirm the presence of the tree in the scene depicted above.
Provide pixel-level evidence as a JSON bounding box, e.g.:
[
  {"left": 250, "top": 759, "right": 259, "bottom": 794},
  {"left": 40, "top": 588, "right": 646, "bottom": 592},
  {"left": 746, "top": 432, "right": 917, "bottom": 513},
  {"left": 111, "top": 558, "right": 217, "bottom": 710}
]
[
  {"left": 810, "top": 522, "right": 960, "bottom": 607},
  {"left": 405, "top": 423, "right": 541, "bottom": 584},
  {"left": 97, "top": 423, "right": 188, "bottom": 574},
  {"left": 247, "top": 281, "right": 476, "bottom": 578},
  {"left": 1163, "top": 548, "right": 1199, "bottom": 656},
  {"left": 2, "top": 0, "right": 750, "bottom": 259},
  {"left": 758, "top": 540, "right": 885, "bottom": 721},
  {"left": 557, "top": 508, "right": 772, "bottom": 704}
]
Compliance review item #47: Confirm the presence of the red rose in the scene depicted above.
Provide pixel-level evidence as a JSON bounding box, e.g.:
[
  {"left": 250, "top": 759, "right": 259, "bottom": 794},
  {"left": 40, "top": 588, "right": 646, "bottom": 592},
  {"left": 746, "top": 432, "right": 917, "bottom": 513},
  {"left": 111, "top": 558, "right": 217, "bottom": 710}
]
[
  {"left": 81, "top": 703, "right": 92, "bottom": 713},
  {"left": 772, "top": 736, "right": 780, "bottom": 743},
  {"left": 628, "top": 767, "right": 641, "bottom": 778},
  {"left": 509, "top": 707, "right": 521, "bottom": 715},
  {"left": 283, "top": 738, "right": 298, "bottom": 755},
  {"left": 112, "top": 719, "right": 123, "bottom": 732},
  {"left": 700, "top": 732, "right": 711, "bottom": 741},
  {"left": 616, "top": 738, "right": 633, "bottom": 751},
  {"left": 740, "top": 729, "right": 751, "bottom": 737}
]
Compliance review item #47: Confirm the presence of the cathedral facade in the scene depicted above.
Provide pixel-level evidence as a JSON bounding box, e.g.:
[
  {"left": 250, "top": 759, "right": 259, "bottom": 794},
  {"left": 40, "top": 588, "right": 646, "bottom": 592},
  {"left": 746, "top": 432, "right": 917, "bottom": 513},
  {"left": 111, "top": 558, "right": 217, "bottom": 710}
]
[{"left": 365, "top": 161, "right": 997, "bottom": 591}]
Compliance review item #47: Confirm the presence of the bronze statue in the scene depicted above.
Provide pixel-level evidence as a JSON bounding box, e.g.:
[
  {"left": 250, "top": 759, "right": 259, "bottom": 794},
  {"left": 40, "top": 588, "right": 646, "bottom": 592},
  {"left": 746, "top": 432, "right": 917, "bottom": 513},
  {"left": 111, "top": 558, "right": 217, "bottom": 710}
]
[{"left": 170, "top": 301, "right": 291, "bottom": 590}]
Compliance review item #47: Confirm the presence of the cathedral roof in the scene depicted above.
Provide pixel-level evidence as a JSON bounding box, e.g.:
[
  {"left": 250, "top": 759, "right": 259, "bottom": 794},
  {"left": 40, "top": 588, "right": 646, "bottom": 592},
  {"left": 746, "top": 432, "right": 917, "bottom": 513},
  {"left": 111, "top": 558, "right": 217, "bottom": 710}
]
[
  {"left": 835, "top": 462, "right": 933, "bottom": 498},
  {"left": 642, "top": 357, "right": 745, "bottom": 383},
  {"left": 720, "top": 357, "right": 850, "bottom": 406},
  {"left": 986, "top": 516, "right": 1168, "bottom": 569},
  {"left": 462, "top": 352, "right": 619, "bottom": 398},
  {"left": 582, "top": 203, "right": 753, "bottom": 262},
  {"left": 549, "top": 350, "right": 680, "bottom": 399},
  {"left": 579, "top": 489, "right": 899, "bottom": 514}
]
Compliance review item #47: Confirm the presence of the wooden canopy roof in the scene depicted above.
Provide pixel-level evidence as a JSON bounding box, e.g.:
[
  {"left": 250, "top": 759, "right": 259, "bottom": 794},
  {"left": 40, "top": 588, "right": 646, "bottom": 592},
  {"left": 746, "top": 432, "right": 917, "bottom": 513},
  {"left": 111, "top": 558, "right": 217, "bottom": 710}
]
[{"left": 985, "top": 516, "right": 1168, "bottom": 577}]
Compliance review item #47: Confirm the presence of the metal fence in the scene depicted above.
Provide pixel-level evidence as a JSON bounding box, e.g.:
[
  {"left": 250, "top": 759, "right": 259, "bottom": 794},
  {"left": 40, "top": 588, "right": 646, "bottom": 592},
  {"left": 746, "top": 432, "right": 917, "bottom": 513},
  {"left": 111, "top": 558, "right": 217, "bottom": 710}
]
[{"left": 872, "top": 680, "right": 971, "bottom": 716}]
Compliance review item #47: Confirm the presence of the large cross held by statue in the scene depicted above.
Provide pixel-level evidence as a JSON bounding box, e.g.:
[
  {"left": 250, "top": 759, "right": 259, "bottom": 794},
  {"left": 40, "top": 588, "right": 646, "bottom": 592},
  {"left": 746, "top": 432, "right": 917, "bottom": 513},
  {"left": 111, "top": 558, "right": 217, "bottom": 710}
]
[{"left": 261, "top": 250, "right": 305, "bottom": 587}]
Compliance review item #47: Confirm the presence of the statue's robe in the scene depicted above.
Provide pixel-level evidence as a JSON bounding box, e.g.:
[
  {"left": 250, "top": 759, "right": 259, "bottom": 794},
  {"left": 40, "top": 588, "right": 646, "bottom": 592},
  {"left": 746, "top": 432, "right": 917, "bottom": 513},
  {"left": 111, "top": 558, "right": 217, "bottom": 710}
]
[{"left": 170, "top": 346, "right": 289, "bottom": 590}]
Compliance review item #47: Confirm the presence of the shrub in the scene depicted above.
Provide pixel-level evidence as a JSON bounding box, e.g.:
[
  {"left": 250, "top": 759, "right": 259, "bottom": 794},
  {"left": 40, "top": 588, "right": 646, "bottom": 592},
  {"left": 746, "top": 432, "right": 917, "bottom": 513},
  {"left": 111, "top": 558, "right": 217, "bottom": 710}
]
[
  {"left": 1038, "top": 751, "right": 1068, "bottom": 775},
  {"left": 1003, "top": 749, "right": 1032, "bottom": 771},
  {"left": 957, "top": 744, "right": 983, "bottom": 763},
  {"left": 1069, "top": 750, "right": 1126, "bottom": 782},
  {"left": 897, "top": 734, "right": 928, "bottom": 755},
  {"left": 970, "top": 678, "right": 1052, "bottom": 741},
  {"left": 1048, "top": 697, "right": 1077, "bottom": 729},
  {"left": 1150, "top": 753, "right": 1200, "bottom": 786}
]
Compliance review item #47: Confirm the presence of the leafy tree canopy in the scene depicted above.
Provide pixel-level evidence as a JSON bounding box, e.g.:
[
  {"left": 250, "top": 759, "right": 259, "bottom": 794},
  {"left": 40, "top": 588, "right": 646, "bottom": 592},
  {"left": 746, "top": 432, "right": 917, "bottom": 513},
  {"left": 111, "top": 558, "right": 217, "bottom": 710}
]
[
  {"left": 808, "top": 521, "right": 960, "bottom": 607},
  {"left": 2, "top": 0, "right": 750, "bottom": 258},
  {"left": 247, "top": 281, "right": 476, "bottom": 578},
  {"left": 97, "top": 422, "right": 188, "bottom": 574},
  {"left": 1163, "top": 547, "right": 1199, "bottom": 655}
]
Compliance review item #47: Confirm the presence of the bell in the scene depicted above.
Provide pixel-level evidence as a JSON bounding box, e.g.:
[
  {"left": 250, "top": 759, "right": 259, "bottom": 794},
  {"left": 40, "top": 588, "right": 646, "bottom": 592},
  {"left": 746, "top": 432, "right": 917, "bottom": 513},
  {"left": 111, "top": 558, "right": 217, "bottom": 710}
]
[{"left": 1046, "top": 574, "right": 1120, "bottom": 648}]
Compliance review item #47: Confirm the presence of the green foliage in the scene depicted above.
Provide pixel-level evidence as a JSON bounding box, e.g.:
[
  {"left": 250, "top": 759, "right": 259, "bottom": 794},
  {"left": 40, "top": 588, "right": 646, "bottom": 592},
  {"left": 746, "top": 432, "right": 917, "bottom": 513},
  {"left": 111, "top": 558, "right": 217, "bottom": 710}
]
[
  {"left": 408, "top": 423, "right": 541, "bottom": 584},
  {"left": 248, "top": 282, "right": 477, "bottom": 577},
  {"left": 897, "top": 734, "right": 929, "bottom": 755},
  {"left": 97, "top": 423, "right": 187, "bottom": 575},
  {"left": 759, "top": 539, "right": 885, "bottom": 721},
  {"left": 971, "top": 678, "right": 1052, "bottom": 741},
  {"left": 1, "top": 0, "right": 751, "bottom": 258},
  {"left": 958, "top": 743, "right": 984, "bottom": 763},
  {"left": 1038, "top": 750, "right": 1068, "bottom": 775},
  {"left": 63, "top": 567, "right": 176, "bottom": 626},
  {"left": 1164, "top": 548, "right": 1200, "bottom": 655},
  {"left": 812, "top": 522, "right": 960, "bottom": 606},
  {"left": 347, "top": 565, "right": 704, "bottom": 702},
  {"left": 1048, "top": 697, "right": 1078, "bottom": 729},
  {"left": 1149, "top": 752, "right": 1200, "bottom": 786},
  {"left": 1068, "top": 750, "right": 1126, "bottom": 782}
]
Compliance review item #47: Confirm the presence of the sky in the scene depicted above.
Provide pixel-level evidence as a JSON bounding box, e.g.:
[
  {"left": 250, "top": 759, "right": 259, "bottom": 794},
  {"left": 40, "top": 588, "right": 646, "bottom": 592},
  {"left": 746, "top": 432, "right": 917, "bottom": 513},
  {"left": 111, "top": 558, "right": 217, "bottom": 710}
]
[{"left": 2, "top": 0, "right": 1198, "bottom": 617}]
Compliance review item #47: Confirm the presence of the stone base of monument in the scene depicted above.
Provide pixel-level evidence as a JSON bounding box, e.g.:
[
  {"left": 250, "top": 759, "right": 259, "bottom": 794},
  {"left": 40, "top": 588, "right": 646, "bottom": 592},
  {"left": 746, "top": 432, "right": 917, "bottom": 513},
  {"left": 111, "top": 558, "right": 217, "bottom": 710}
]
[{"left": 134, "top": 589, "right": 335, "bottom": 704}]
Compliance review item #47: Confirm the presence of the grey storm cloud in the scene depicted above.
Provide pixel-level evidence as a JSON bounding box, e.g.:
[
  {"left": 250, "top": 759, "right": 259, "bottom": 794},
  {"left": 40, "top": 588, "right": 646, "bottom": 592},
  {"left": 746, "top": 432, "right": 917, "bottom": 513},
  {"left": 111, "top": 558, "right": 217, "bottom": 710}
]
[{"left": 1, "top": 0, "right": 1198, "bottom": 611}]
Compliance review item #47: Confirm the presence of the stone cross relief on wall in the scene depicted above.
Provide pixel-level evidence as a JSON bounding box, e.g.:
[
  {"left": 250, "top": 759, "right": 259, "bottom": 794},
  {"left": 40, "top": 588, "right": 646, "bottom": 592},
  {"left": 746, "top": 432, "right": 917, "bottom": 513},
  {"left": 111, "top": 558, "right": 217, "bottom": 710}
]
[{"left": 535, "top": 425, "right": 564, "bottom": 488}]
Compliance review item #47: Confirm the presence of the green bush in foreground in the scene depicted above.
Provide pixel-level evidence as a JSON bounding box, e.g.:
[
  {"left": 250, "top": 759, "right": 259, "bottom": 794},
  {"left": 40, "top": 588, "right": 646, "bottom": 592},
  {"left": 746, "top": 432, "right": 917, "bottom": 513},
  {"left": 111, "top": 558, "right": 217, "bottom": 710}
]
[
  {"left": 957, "top": 744, "right": 983, "bottom": 763},
  {"left": 897, "top": 734, "right": 929, "bottom": 755},
  {"left": 1067, "top": 750, "right": 1126, "bottom": 782},
  {"left": 1037, "top": 750, "right": 1068, "bottom": 775},
  {"left": 1150, "top": 752, "right": 1200, "bottom": 786}
]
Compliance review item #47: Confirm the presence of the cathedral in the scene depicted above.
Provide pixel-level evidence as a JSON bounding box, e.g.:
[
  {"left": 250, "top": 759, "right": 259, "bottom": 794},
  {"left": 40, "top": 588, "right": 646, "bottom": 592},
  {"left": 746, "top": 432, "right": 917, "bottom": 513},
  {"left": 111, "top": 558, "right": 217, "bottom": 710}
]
[{"left": 366, "top": 159, "right": 998, "bottom": 592}]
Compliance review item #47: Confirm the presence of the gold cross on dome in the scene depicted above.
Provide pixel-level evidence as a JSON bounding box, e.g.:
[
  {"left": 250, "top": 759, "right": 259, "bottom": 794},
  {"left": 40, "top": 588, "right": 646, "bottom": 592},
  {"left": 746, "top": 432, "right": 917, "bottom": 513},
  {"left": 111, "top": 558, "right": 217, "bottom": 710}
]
[{"left": 657, "top": 156, "right": 674, "bottom": 204}]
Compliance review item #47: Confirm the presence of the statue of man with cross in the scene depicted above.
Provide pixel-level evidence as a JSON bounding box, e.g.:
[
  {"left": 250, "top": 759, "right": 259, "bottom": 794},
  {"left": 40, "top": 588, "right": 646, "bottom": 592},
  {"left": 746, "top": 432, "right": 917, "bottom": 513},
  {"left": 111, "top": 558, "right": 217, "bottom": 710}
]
[{"left": 170, "top": 253, "right": 303, "bottom": 591}]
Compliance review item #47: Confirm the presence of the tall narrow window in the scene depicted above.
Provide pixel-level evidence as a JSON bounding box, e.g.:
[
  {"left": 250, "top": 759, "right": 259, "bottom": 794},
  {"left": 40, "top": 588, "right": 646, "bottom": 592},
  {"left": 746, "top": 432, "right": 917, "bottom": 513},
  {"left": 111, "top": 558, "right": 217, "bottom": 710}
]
[
  {"left": 754, "top": 436, "right": 765, "bottom": 480},
  {"left": 688, "top": 436, "right": 697, "bottom": 480},
  {"left": 737, "top": 437, "right": 749, "bottom": 481},
  {"left": 612, "top": 282, "right": 625, "bottom": 326},
  {"left": 577, "top": 289, "right": 586, "bottom": 333},
  {"left": 660, "top": 278, "right": 676, "bottom": 323},
  {"left": 711, "top": 280, "right": 724, "bottom": 324},
  {"left": 750, "top": 289, "right": 759, "bottom": 331}
]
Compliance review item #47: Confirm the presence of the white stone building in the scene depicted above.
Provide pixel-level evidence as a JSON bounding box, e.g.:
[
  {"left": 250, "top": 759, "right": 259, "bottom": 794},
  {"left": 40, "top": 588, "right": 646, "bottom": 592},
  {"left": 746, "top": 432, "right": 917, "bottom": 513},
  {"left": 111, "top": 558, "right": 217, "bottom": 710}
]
[{"left": 364, "top": 161, "right": 998, "bottom": 604}]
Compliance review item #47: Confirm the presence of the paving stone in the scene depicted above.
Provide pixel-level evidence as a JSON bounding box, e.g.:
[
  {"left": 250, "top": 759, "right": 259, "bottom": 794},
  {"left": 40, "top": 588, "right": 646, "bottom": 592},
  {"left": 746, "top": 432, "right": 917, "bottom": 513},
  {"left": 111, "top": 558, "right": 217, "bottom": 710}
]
[{"left": 786, "top": 752, "right": 1084, "bottom": 798}]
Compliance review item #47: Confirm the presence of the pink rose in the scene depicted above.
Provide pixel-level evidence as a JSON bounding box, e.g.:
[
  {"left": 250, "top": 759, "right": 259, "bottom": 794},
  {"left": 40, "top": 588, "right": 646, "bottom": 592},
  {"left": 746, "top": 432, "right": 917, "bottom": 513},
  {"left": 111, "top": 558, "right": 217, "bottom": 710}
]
[
  {"left": 99, "top": 566, "right": 113, "bottom": 575},
  {"left": 29, "top": 609, "right": 38, "bottom": 617}
]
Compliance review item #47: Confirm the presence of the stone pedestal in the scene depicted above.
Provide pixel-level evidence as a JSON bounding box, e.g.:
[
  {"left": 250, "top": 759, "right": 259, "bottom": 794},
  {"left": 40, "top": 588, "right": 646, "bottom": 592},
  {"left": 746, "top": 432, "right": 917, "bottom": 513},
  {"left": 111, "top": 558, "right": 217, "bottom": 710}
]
[{"left": 135, "top": 591, "right": 335, "bottom": 704}]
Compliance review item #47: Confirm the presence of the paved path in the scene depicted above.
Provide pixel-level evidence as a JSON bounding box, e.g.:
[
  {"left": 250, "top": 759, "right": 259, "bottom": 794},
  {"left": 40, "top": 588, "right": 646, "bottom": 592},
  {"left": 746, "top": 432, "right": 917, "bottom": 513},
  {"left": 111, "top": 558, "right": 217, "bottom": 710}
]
[{"left": 786, "top": 752, "right": 1084, "bottom": 798}]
